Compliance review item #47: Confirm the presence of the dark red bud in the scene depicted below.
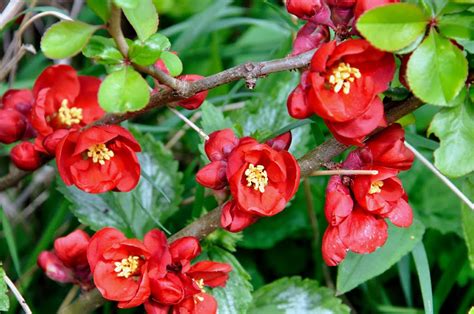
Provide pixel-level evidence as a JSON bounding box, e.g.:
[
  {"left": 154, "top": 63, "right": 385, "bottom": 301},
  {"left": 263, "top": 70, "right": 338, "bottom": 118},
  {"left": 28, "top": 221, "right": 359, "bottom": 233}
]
[
  {"left": 0, "top": 109, "right": 27, "bottom": 144},
  {"left": 10, "top": 142, "right": 43, "bottom": 171}
]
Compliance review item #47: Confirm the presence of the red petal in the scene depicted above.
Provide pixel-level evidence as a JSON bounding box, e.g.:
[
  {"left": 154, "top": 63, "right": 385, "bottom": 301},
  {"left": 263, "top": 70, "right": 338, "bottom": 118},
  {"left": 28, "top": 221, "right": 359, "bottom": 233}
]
[
  {"left": 287, "top": 84, "right": 313, "bottom": 119},
  {"left": 220, "top": 200, "right": 258, "bottom": 232},
  {"left": 169, "top": 237, "right": 201, "bottom": 263},
  {"left": 54, "top": 229, "right": 90, "bottom": 268},
  {"left": 1, "top": 89, "right": 34, "bottom": 114},
  {"left": 322, "top": 226, "right": 347, "bottom": 266},
  {"left": 33, "top": 65, "right": 80, "bottom": 102},
  {"left": 188, "top": 261, "right": 232, "bottom": 287},
  {"left": 196, "top": 161, "right": 228, "bottom": 190},
  {"left": 384, "top": 196, "right": 413, "bottom": 227},
  {"left": 266, "top": 131, "right": 292, "bottom": 152},
  {"left": 205, "top": 129, "right": 239, "bottom": 162},
  {"left": 324, "top": 176, "right": 353, "bottom": 226},
  {"left": 195, "top": 293, "right": 218, "bottom": 314},
  {"left": 149, "top": 273, "right": 185, "bottom": 304},
  {"left": 74, "top": 76, "right": 105, "bottom": 124},
  {"left": 291, "top": 22, "right": 329, "bottom": 56},
  {"left": 144, "top": 301, "right": 170, "bottom": 314},
  {"left": 310, "top": 40, "right": 336, "bottom": 72},
  {"left": 87, "top": 227, "right": 126, "bottom": 272},
  {"left": 177, "top": 75, "right": 208, "bottom": 110}
]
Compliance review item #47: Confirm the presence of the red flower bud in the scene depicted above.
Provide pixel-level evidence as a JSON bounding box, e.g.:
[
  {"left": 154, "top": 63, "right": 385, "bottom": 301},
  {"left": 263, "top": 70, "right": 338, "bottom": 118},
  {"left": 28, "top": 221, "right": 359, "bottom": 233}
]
[
  {"left": 54, "top": 229, "right": 90, "bottom": 269},
  {"left": 287, "top": 0, "right": 322, "bottom": 19},
  {"left": 265, "top": 131, "right": 292, "bottom": 152},
  {"left": 10, "top": 142, "right": 43, "bottom": 171},
  {"left": 204, "top": 129, "right": 240, "bottom": 162},
  {"left": 176, "top": 75, "right": 208, "bottom": 110},
  {"left": 1, "top": 89, "right": 34, "bottom": 115},
  {"left": 38, "top": 251, "right": 75, "bottom": 283},
  {"left": 292, "top": 22, "right": 330, "bottom": 56},
  {"left": 0, "top": 109, "right": 27, "bottom": 144}
]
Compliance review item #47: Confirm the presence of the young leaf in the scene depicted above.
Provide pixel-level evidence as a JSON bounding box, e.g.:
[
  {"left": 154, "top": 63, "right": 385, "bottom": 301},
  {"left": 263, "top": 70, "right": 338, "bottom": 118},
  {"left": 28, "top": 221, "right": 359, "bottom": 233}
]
[
  {"left": 129, "top": 33, "right": 171, "bottom": 66},
  {"left": 159, "top": 51, "right": 183, "bottom": 77},
  {"left": 428, "top": 89, "right": 474, "bottom": 177},
  {"left": 407, "top": 30, "right": 468, "bottom": 106},
  {"left": 336, "top": 220, "right": 425, "bottom": 294},
  {"left": 41, "top": 21, "right": 99, "bottom": 59},
  {"left": 439, "top": 11, "right": 474, "bottom": 41},
  {"left": 98, "top": 66, "right": 150, "bottom": 113},
  {"left": 123, "top": 0, "right": 158, "bottom": 41},
  {"left": 82, "top": 36, "right": 123, "bottom": 65},
  {"left": 86, "top": 0, "right": 111, "bottom": 21},
  {"left": 0, "top": 267, "right": 9, "bottom": 312},
  {"left": 357, "top": 3, "right": 429, "bottom": 51},
  {"left": 200, "top": 102, "right": 234, "bottom": 134},
  {"left": 248, "top": 277, "right": 350, "bottom": 314}
]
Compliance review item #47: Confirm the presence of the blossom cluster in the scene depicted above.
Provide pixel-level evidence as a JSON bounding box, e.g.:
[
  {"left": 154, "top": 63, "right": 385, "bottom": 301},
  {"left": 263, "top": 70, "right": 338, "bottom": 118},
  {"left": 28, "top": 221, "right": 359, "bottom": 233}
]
[
  {"left": 322, "top": 124, "right": 415, "bottom": 266},
  {"left": 38, "top": 227, "right": 231, "bottom": 313},
  {"left": 196, "top": 129, "right": 301, "bottom": 232}
]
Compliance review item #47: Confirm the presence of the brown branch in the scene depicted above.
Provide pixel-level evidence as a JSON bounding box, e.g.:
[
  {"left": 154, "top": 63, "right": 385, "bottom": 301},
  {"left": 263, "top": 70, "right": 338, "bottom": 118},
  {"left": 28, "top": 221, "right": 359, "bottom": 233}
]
[{"left": 59, "top": 96, "right": 423, "bottom": 314}]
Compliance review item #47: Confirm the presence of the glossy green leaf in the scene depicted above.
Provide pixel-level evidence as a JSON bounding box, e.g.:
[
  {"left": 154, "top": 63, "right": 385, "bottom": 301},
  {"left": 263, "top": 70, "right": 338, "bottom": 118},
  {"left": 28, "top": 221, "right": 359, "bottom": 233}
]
[
  {"left": 82, "top": 36, "right": 123, "bottom": 65},
  {"left": 407, "top": 30, "right": 468, "bottom": 106},
  {"left": 113, "top": 0, "right": 138, "bottom": 9},
  {"left": 357, "top": 3, "right": 429, "bottom": 51},
  {"left": 461, "top": 178, "right": 474, "bottom": 270},
  {"left": 439, "top": 12, "right": 474, "bottom": 41},
  {"left": 41, "top": 21, "right": 99, "bottom": 59},
  {"left": 86, "top": 0, "right": 111, "bottom": 21},
  {"left": 129, "top": 33, "right": 171, "bottom": 66},
  {"left": 337, "top": 220, "right": 425, "bottom": 294},
  {"left": 159, "top": 51, "right": 183, "bottom": 77},
  {"left": 248, "top": 277, "right": 350, "bottom": 314},
  {"left": 0, "top": 267, "right": 8, "bottom": 312},
  {"left": 123, "top": 0, "right": 158, "bottom": 41},
  {"left": 58, "top": 132, "right": 183, "bottom": 238},
  {"left": 428, "top": 89, "right": 474, "bottom": 177},
  {"left": 200, "top": 102, "right": 233, "bottom": 134},
  {"left": 98, "top": 66, "right": 150, "bottom": 113},
  {"left": 206, "top": 246, "right": 253, "bottom": 314},
  {"left": 412, "top": 242, "right": 433, "bottom": 314}
]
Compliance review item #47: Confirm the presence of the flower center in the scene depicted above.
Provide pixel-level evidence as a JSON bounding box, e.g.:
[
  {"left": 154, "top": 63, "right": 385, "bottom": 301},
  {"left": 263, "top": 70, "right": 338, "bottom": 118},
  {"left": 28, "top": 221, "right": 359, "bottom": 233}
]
[
  {"left": 245, "top": 163, "right": 268, "bottom": 193},
  {"left": 369, "top": 180, "right": 384, "bottom": 194},
  {"left": 328, "top": 62, "right": 361, "bottom": 94},
  {"left": 87, "top": 143, "right": 115, "bottom": 165},
  {"left": 193, "top": 278, "right": 206, "bottom": 303},
  {"left": 114, "top": 256, "right": 139, "bottom": 278},
  {"left": 58, "top": 99, "right": 83, "bottom": 127}
]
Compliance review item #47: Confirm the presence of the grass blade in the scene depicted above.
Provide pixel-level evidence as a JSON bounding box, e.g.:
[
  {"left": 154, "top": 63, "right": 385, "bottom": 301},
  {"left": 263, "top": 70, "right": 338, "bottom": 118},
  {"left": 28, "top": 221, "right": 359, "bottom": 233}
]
[
  {"left": 1, "top": 210, "right": 21, "bottom": 277},
  {"left": 412, "top": 242, "right": 433, "bottom": 314}
]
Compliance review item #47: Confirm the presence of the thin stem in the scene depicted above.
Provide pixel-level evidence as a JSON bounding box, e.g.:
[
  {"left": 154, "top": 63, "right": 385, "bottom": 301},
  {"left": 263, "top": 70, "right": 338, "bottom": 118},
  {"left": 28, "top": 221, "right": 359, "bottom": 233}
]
[
  {"left": 405, "top": 141, "right": 474, "bottom": 210},
  {"left": 58, "top": 286, "right": 79, "bottom": 312},
  {"left": 18, "top": 11, "right": 73, "bottom": 36},
  {"left": 311, "top": 169, "right": 379, "bottom": 176},
  {"left": 168, "top": 107, "right": 209, "bottom": 140},
  {"left": 4, "top": 273, "right": 32, "bottom": 314},
  {"left": 0, "top": 0, "right": 25, "bottom": 30}
]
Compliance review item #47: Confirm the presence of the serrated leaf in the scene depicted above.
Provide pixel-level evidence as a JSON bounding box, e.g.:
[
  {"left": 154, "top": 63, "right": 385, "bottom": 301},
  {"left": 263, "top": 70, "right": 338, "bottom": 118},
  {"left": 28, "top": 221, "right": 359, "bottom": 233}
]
[
  {"left": 0, "top": 267, "right": 9, "bottom": 312},
  {"left": 98, "top": 66, "right": 150, "bottom": 113},
  {"left": 428, "top": 89, "right": 474, "bottom": 177},
  {"left": 86, "top": 0, "right": 111, "bottom": 21},
  {"left": 129, "top": 33, "right": 171, "bottom": 66},
  {"left": 407, "top": 30, "right": 468, "bottom": 106},
  {"left": 82, "top": 36, "right": 123, "bottom": 65},
  {"left": 160, "top": 51, "right": 183, "bottom": 77},
  {"left": 461, "top": 178, "right": 474, "bottom": 269},
  {"left": 200, "top": 102, "right": 233, "bottom": 134},
  {"left": 41, "top": 21, "right": 99, "bottom": 59},
  {"left": 357, "top": 3, "right": 429, "bottom": 51},
  {"left": 206, "top": 246, "right": 253, "bottom": 314},
  {"left": 58, "top": 133, "right": 183, "bottom": 238},
  {"left": 439, "top": 11, "right": 474, "bottom": 41},
  {"left": 123, "top": 0, "right": 158, "bottom": 41},
  {"left": 337, "top": 220, "right": 425, "bottom": 294},
  {"left": 248, "top": 277, "right": 350, "bottom": 314}
]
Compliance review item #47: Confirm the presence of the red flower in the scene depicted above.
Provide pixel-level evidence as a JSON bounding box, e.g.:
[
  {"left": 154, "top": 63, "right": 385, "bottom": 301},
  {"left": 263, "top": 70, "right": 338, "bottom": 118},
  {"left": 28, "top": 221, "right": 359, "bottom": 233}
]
[
  {"left": 144, "top": 230, "right": 231, "bottom": 314},
  {"left": 10, "top": 141, "right": 44, "bottom": 171},
  {"left": 292, "top": 22, "right": 330, "bottom": 56},
  {"left": 38, "top": 230, "right": 92, "bottom": 289},
  {"left": 31, "top": 65, "right": 104, "bottom": 138},
  {"left": 87, "top": 228, "right": 156, "bottom": 308},
  {"left": 286, "top": 0, "right": 323, "bottom": 19},
  {"left": 307, "top": 39, "right": 395, "bottom": 122},
  {"left": 56, "top": 125, "right": 141, "bottom": 193},
  {"left": 176, "top": 75, "right": 208, "bottom": 110},
  {"left": 0, "top": 109, "right": 27, "bottom": 144}
]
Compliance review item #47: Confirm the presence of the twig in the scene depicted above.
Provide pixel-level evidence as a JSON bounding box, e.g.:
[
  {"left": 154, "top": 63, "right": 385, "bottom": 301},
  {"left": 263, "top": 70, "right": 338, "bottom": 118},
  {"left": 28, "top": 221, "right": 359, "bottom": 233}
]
[
  {"left": 168, "top": 107, "right": 209, "bottom": 140},
  {"left": 58, "top": 286, "right": 80, "bottom": 313},
  {"left": 70, "top": 0, "right": 84, "bottom": 19},
  {"left": 310, "top": 169, "right": 378, "bottom": 176},
  {"left": 0, "top": 44, "right": 35, "bottom": 81},
  {"left": 4, "top": 272, "right": 32, "bottom": 314},
  {"left": 0, "top": 0, "right": 25, "bottom": 30},
  {"left": 405, "top": 141, "right": 474, "bottom": 210}
]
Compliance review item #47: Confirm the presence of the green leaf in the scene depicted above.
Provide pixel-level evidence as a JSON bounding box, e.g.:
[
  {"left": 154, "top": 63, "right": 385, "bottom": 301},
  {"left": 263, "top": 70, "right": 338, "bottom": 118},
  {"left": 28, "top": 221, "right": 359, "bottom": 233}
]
[
  {"left": 1, "top": 211, "right": 21, "bottom": 277},
  {"left": 428, "top": 89, "right": 474, "bottom": 177},
  {"left": 123, "top": 0, "right": 158, "bottom": 41},
  {"left": 0, "top": 267, "right": 9, "bottom": 312},
  {"left": 461, "top": 178, "right": 474, "bottom": 270},
  {"left": 200, "top": 102, "right": 233, "bottom": 134},
  {"left": 98, "top": 66, "right": 150, "bottom": 113},
  {"left": 58, "top": 133, "right": 183, "bottom": 238},
  {"left": 159, "top": 51, "right": 183, "bottom": 77},
  {"left": 356, "top": 3, "right": 429, "bottom": 51},
  {"left": 206, "top": 246, "right": 253, "bottom": 314},
  {"left": 336, "top": 220, "right": 425, "bottom": 294},
  {"left": 129, "top": 33, "right": 171, "bottom": 66},
  {"left": 248, "top": 277, "right": 350, "bottom": 314},
  {"left": 407, "top": 30, "right": 468, "bottom": 106},
  {"left": 412, "top": 242, "right": 433, "bottom": 314},
  {"left": 439, "top": 12, "right": 474, "bottom": 41},
  {"left": 41, "top": 21, "right": 99, "bottom": 59},
  {"left": 86, "top": 0, "right": 111, "bottom": 21},
  {"left": 113, "top": 0, "right": 138, "bottom": 9},
  {"left": 82, "top": 36, "right": 123, "bottom": 65}
]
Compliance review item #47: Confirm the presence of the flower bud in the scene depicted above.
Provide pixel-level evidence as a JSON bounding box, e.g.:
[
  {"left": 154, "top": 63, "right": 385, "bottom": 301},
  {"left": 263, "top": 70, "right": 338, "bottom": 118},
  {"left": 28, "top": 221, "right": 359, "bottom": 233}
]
[
  {"left": 292, "top": 22, "right": 330, "bottom": 56},
  {"left": 10, "top": 142, "right": 43, "bottom": 171},
  {"left": 0, "top": 109, "right": 27, "bottom": 144},
  {"left": 176, "top": 75, "right": 208, "bottom": 110},
  {"left": 287, "top": 0, "right": 322, "bottom": 19},
  {"left": 37, "top": 251, "right": 74, "bottom": 283}
]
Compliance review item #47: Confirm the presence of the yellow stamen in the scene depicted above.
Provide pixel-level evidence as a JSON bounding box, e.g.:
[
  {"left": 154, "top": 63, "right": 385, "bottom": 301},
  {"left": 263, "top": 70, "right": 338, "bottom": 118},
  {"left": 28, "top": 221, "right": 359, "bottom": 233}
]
[
  {"left": 58, "top": 99, "right": 83, "bottom": 127},
  {"left": 87, "top": 143, "right": 115, "bottom": 165},
  {"left": 328, "top": 62, "right": 361, "bottom": 95},
  {"left": 193, "top": 278, "right": 206, "bottom": 303},
  {"left": 369, "top": 180, "right": 384, "bottom": 194},
  {"left": 245, "top": 163, "right": 268, "bottom": 193},
  {"left": 114, "top": 256, "right": 139, "bottom": 278}
]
